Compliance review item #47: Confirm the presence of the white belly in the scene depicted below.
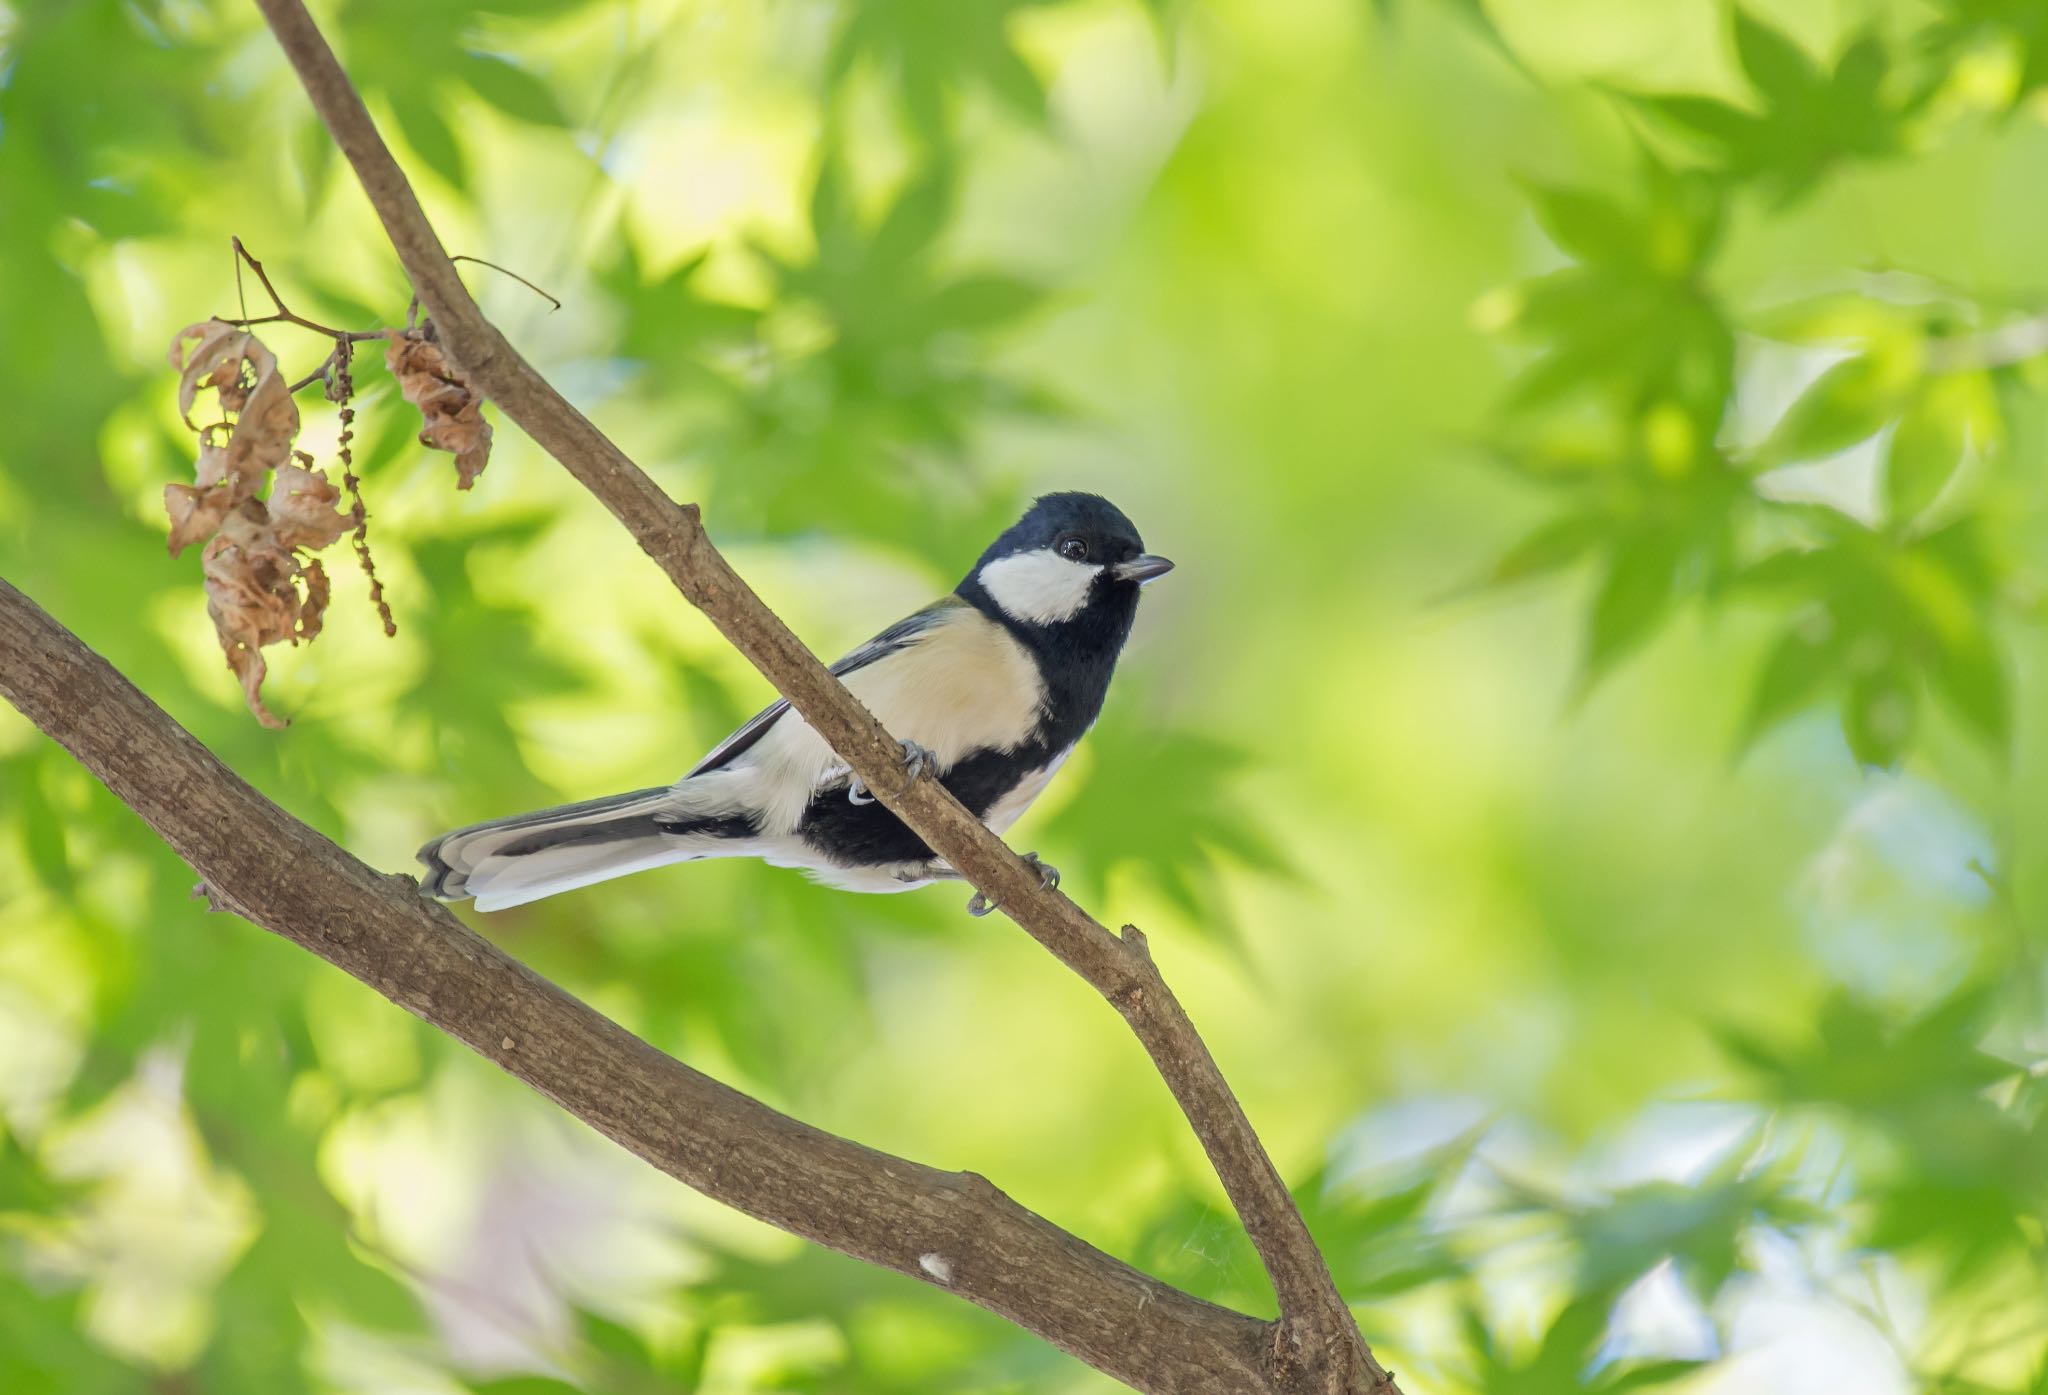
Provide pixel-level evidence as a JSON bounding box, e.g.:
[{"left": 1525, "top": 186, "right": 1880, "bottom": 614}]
[{"left": 980, "top": 745, "right": 1076, "bottom": 836}]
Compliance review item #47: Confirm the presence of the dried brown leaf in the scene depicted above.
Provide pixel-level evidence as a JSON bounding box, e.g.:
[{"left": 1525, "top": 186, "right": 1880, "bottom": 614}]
[
  {"left": 220, "top": 337, "right": 299, "bottom": 490},
  {"left": 165, "top": 323, "right": 338, "bottom": 727},
  {"left": 298, "top": 557, "right": 331, "bottom": 645},
  {"left": 170, "top": 320, "right": 249, "bottom": 427},
  {"left": 202, "top": 525, "right": 295, "bottom": 730},
  {"left": 166, "top": 322, "right": 301, "bottom": 524},
  {"left": 164, "top": 482, "right": 235, "bottom": 556},
  {"left": 385, "top": 323, "right": 493, "bottom": 488},
  {"left": 193, "top": 433, "right": 231, "bottom": 490},
  {"left": 269, "top": 463, "right": 353, "bottom": 552}
]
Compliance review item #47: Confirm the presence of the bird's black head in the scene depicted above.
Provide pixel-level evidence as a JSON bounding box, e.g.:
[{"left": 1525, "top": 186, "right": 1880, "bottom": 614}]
[{"left": 956, "top": 492, "right": 1173, "bottom": 654}]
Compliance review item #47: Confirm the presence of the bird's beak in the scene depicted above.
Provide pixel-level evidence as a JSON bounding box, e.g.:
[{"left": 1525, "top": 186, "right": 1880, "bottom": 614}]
[{"left": 1114, "top": 554, "right": 1175, "bottom": 584}]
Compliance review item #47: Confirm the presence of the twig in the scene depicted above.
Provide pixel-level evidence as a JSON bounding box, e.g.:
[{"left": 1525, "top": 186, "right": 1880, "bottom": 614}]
[
  {"left": 452, "top": 253, "right": 563, "bottom": 311},
  {"left": 225, "top": 237, "right": 388, "bottom": 402},
  {"left": 286, "top": 339, "right": 360, "bottom": 394},
  {"left": 249, "top": 3, "right": 1399, "bottom": 1389},
  {"left": 1923, "top": 311, "right": 2048, "bottom": 373},
  {"left": 221, "top": 244, "right": 397, "bottom": 631},
  {"left": 329, "top": 339, "right": 396, "bottom": 636},
  {"left": 222, "top": 237, "right": 388, "bottom": 345}
]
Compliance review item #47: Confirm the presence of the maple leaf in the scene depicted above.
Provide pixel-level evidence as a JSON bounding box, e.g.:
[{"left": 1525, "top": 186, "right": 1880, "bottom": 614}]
[
  {"left": 166, "top": 320, "right": 302, "bottom": 555},
  {"left": 1926, "top": 0, "right": 2048, "bottom": 106},
  {"left": 1626, "top": 11, "right": 1905, "bottom": 204}
]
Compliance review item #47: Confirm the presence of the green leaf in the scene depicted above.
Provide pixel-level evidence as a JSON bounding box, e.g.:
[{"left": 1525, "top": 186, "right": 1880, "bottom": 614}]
[
  {"left": 1039, "top": 712, "right": 1287, "bottom": 935},
  {"left": 5, "top": 751, "right": 73, "bottom": 893},
  {"left": 1552, "top": 1154, "right": 1815, "bottom": 1301},
  {"left": 1521, "top": 180, "right": 1636, "bottom": 264},
  {"left": 292, "top": 113, "right": 336, "bottom": 211},
  {"left": 1843, "top": 663, "right": 1916, "bottom": 767},
  {"left": 1604, "top": 1360, "right": 1710, "bottom": 1393},
  {"left": 1483, "top": 513, "right": 1608, "bottom": 589},
  {"left": 1582, "top": 536, "right": 1676, "bottom": 686},
  {"left": 1635, "top": 94, "right": 1760, "bottom": 152},
  {"left": 1622, "top": 15, "right": 1903, "bottom": 203},
  {"left": 977, "top": 37, "right": 1049, "bottom": 123},
  {"left": 389, "top": 90, "right": 467, "bottom": 190},
  {"left": 1748, "top": 292, "right": 1901, "bottom": 345},
  {"left": 869, "top": 169, "right": 954, "bottom": 272},
  {"left": 828, "top": 0, "right": 1050, "bottom": 143},
  {"left": 1929, "top": 0, "right": 2048, "bottom": 107},
  {"left": 1738, "top": 620, "right": 1838, "bottom": 751},
  {"left": 579, "top": 1309, "right": 653, "bottom": 1366},
  {"left": 459, "top": 52, "right": 570, "bottom": 127},
  {"left": 1762, "top": 353, "right": 1913, "bottom": 464},
  {"left": 1373, "top": 0, "right": 1535, "bottom": 77},
  {"left": 1885, "top": 379, "right": 1971, "bottom": 528},
  {"left": 1834, "top": 31, "right": 1888, "bottom": 105},
  {"left": 1296, "top": 1143, "right": 1476, "bottom": 1302},
  {"left": 1732, "top": 9, "right": 1823, "bottom": 98},
  {"left": 926, "top": 273, "right": 1045, "bottom": 329},
  {"left": 1929, "top": 622, "right": 2009, "bottom": 751}
]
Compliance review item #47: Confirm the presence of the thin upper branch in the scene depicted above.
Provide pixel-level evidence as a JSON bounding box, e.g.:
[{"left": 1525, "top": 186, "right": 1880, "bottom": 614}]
[
  {"left": 248, "top": 1, "right": 1397, "bottom": 1389},
  {"left": 1921, "top": 311, "right": 2048, "bottom": 373},
  {"left": 0, "top": 577, "right": 1272, "bottom": 1395},
  {"left": 225, "top": 235, "right": 388, "bottom": 344}
]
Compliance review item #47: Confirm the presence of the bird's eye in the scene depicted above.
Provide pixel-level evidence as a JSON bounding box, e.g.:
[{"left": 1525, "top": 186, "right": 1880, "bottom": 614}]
[{"left": 1057, "top": 537, "right": 1089, "bottom": 562}]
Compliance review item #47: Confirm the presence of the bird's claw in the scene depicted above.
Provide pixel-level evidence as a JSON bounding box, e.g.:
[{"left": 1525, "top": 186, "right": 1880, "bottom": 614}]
[
  {"left": 1029, "top": 852, "right": 1061, "bottom": 892},
  {"left": 848, "top": 740, "right": 935, "bottom": 806},
  {"left": 965, "top": 852, "right": 1060, "bottom": 917},
  {"left": 902, "top": 739, "right": 935, "bottom": 784}
]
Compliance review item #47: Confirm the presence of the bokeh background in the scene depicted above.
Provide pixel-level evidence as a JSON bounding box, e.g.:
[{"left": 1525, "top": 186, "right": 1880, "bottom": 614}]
[{"left": 7, "top": 0, "right": 2048, "bottom": 1390}]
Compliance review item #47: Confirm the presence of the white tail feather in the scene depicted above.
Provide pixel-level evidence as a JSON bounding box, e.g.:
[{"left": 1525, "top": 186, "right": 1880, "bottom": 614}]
[
  {"left": 418, "top": 786, "right": 759, "bottom": 910},
  {"left": 469, "top": 836, "right": 699, "bottom": 911}
]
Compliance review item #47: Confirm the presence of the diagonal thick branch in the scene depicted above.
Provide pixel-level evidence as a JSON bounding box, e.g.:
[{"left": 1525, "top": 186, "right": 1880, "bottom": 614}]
[
  {"left": 0, "top": 578, "right": 1272, "bottom": 1393},
  {"left": 77, "top": 0, "right": 1396, "bottom": 1389}
]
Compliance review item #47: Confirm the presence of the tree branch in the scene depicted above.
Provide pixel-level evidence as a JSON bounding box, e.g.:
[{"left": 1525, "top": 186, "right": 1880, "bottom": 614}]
[
  {"left": 1921, "top": 310, "right": 2048, "bottom": 373},
  {"left": 129, "top": 1, "right": 1393, "bottom": 1387},
  {"left": 0, "top": 577, "right": 1279, "bottom": 1393}
]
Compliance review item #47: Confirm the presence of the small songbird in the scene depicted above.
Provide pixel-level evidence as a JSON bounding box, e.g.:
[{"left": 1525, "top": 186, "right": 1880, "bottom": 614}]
[{"left": 419, "top": 492, "right": 1173, "bottom": 912}]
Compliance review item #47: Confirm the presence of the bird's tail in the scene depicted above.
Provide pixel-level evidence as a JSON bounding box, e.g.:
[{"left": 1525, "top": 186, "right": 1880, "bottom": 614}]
[{"left": 418, "top": 786, "right": 754, "bottom": 911}]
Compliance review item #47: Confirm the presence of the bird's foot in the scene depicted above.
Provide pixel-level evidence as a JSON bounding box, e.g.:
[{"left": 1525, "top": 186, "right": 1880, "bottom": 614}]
[
  {"left": 898, "top": 860, "right": 962, "bottom": 885},
  {"left": 966, "top": 852, "right": 1060, "bottom": 917},
  {"left": 1027, "top": 851, "right": 1062, "bottom": 892},
  {"left": 848, "top": 739, "right": 935, "bottom": 806}
]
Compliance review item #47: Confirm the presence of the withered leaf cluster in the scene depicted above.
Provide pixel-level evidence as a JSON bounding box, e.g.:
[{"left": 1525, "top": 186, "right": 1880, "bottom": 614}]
[
  {"left": 167, "top": 320, "right": 353, "bottom": 728},
  {"left": 163, "top": 294, "right": 497, "bottom": 727},
  {"left": 386, "top": 323, "right": 493, "bottom": 489}
]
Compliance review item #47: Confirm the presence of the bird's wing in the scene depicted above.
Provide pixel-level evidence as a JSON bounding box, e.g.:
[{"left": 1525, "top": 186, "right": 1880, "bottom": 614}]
[{"left": 685, "top": 596, "right": 969, "bottom": 777}]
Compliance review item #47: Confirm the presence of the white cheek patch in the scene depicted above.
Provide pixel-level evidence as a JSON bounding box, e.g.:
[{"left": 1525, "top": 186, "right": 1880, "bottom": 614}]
[{"left": 978, "top": 548, "right": 1102, "bottom": 625}]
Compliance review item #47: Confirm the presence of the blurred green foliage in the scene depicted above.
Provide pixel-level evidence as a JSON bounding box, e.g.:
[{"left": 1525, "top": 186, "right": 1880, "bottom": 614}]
[{"left": 8, "top": 0, "right": 2048, "bottom": 1392}]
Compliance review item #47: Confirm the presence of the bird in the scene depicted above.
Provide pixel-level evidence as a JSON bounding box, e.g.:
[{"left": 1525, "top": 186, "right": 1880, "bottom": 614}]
[{"left": 417, "top": 492, "right": 1174, "bottom": 914}]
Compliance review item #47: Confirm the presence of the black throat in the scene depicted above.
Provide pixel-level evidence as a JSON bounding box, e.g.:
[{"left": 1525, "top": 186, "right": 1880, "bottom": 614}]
[
  {"left": 956, "top": 571, "right": 1141, "bottom": 752},
  {"left": 791, "top": 576, "right": 1145, "bottom": 870}
]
